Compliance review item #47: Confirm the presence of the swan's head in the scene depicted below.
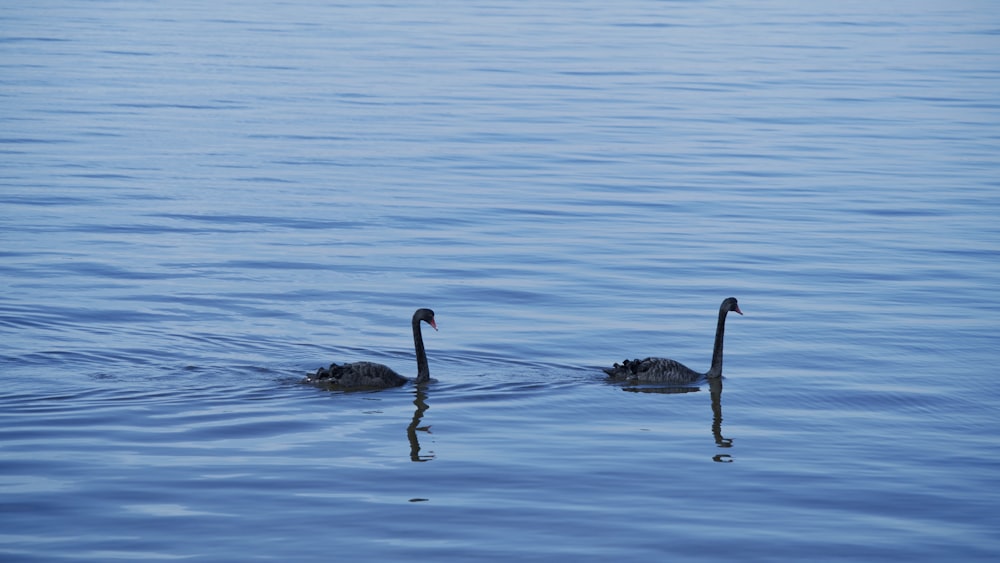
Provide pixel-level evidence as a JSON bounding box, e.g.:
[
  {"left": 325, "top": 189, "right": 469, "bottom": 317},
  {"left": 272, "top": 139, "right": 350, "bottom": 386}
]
[
  {"left": 414, "top": 308, "right": 438, "bottom": 331},
  {"left": 723, "top": 297, "right": 743, "bottom": 316}
]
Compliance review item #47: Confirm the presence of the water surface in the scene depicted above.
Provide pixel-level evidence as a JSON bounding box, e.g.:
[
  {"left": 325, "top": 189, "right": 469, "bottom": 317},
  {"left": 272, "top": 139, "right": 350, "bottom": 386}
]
[{"left": 2, "top": 1, "right": 999, "bottom": 561}]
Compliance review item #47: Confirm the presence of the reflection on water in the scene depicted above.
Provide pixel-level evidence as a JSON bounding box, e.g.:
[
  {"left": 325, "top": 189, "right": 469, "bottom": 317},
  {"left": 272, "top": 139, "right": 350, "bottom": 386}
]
[
  {"left": 407, "top": 385, "right": 434, "bottom": 462},
  {"left": 622, "top": 377, "right": 732, "bottom": 462},
  {"left": 709, "top": 377, "right": 733, "bottom": 463}
]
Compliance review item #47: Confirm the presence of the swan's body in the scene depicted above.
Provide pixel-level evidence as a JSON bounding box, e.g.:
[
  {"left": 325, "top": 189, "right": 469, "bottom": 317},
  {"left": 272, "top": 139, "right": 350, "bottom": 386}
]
[
  {"left": 604, "top": 297, "right": 742, "bottom": 384},
  {"left": 309, "top": 361, "right": 409, "bottom": 388},
  {"left": 306, "top": 308, "right": 437, "bottom": 390}
]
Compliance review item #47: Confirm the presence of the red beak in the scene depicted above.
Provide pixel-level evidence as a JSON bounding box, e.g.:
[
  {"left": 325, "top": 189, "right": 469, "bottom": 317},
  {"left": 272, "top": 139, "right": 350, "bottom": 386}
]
[
  {"left": 428, "top": 319, "right": 438, "bottom": 331},
  {"left": 733, "top": 305, "right": 743, "bottom": 315}
]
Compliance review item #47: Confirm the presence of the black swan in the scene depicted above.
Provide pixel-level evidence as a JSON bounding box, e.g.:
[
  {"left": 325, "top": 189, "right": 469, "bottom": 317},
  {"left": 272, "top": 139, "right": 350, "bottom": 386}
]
[
  {"left": 306, "top": 308, "right": 437, "bottom": 389},
  {"left": 604, "top": 297, "right": 742, "bottom": 384}
]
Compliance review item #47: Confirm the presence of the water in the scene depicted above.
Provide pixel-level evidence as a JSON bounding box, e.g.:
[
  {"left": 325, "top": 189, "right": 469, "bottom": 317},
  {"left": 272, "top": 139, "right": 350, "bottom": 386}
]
[{"left": 2, "top": 0, "right": 999, "bottom": 560}]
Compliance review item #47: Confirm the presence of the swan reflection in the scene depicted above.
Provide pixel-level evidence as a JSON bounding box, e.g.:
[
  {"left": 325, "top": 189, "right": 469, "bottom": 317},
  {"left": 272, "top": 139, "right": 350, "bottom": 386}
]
[
  {"left": 708, "top": 377, "right": 733, "bottom": 462},
  {"left": 623, "top": 376, "right": 732, "bottom": 462},
  {"left": 407, "top": 384, "right": 434, "bottom": 462}
]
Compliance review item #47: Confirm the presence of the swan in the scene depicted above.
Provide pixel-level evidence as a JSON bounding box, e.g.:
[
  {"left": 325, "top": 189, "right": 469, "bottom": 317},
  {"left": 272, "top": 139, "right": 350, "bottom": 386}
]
[
  {"left": 306, "top": 308, "right": 437, "bottom": 389},
  {"left": 604, "top": 297, "right": 742, "bottom": 384}
]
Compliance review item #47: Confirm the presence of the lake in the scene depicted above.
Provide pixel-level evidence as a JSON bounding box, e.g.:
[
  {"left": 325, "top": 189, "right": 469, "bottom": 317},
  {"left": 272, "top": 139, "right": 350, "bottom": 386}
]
[{"left": 2, "top": 1, "right": 999, "bottom": 561}]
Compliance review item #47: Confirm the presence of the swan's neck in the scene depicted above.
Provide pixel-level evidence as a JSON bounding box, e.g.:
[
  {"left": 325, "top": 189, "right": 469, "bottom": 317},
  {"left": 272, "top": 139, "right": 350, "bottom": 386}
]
[
  {"left": 706, "top": 307, "right": 729, "bottom": 378},
  {"left": 412, "top": 318, "right": 429, "bottom": 383}
]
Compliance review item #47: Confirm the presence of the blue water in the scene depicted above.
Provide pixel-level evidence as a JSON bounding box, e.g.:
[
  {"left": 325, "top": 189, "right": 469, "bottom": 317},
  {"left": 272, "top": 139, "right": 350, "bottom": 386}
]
[{"left": 3, "top": 1, "right": 999, "bottom": 560}]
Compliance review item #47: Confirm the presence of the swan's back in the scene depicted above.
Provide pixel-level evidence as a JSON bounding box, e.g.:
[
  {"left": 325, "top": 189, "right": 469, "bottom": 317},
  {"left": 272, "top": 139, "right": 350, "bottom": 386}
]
[
  {"left": 306, "top": 361, "right": 407, "bottom": 390},
  {"left": 603, "top": 357, "right": 703, "bottom": 384}
]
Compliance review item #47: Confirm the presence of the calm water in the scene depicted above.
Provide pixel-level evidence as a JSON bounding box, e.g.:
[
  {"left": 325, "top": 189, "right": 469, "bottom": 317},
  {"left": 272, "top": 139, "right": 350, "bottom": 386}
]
[{"left": 3, "top": 1, "right": 999, "bottom": 560}]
